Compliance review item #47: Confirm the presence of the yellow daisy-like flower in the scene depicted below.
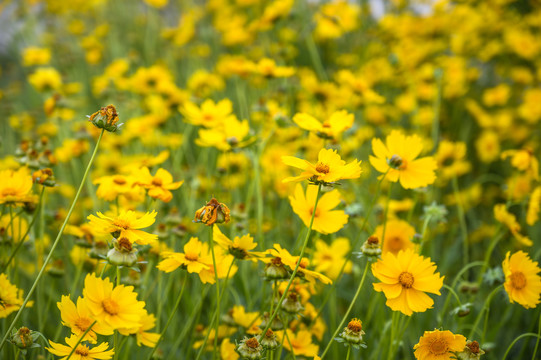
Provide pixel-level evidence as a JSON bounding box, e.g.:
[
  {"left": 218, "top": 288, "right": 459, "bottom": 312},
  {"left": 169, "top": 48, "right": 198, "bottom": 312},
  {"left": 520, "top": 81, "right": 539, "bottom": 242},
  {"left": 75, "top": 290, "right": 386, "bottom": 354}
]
[
  {"left": 269, "top": 244, "right": 332, "bottom": 285},
  {"left": 369, "top": 130, "right": 437, "bottom": 189},
  {"left": 413, "top": 329, "right": 467, "bottom": 360},
  {"left": 292, "top": 110, "right": 354, "bottom": 140},
  {"left": 180, "top": 98, "right": 235, "bottom": 128},
  {"left": 374, "top": 219, "right": 416, "bottom": 255},
  {"left": 282, "top": 148, "right": 362, "bottom": 184},
  {"left": 312, "top": 237, "right": 352, "bottom": 279},
  {"left": 526, "top": 186, "right": 541, "bottom": 226},
  {"left": 57, "top": 295, "right": 113, "bottom": 342},
  {"left": 0, "top": 167, "right": 35, "bottom": 206},
  {"left": 371, "top": 249, "right": 444, "bottom": 316},
  {"left": 87, "top": 210, "right": 158, "bottom": 245},
  {"left": 502, "top": 251, "right": 541, "bottom": 309},
  {"left": 493, "top": 204, "right": 532, "bottom": 246},
  {"left": 213, "top": 225, "right": 266, "bottom": 260},
  {"left": 0, "top": 273, "right": 32, "bottom": 318},
  {"left": 289, "top": 184, "right": 349, "bottom": 234},
  {"left": 46, "top": 334, "right": 114, "bottom": 360},
  {"left": 280, "top": 329, "right": 319, "bottom": 357},
  {"left": 82, "top": 273, "right": 146, "bottom": 330},
  {"left": 133, "top": 167, "right": 184, "bottom": 203},
  {"left": 195, "top": 115, "right": 253, "bottom": 151},
  {"left": 118, "top": 310, "right": 160, "bottom": 347},
  {"left": 157, "top": 237, "right": 212, "bottom": 274}
]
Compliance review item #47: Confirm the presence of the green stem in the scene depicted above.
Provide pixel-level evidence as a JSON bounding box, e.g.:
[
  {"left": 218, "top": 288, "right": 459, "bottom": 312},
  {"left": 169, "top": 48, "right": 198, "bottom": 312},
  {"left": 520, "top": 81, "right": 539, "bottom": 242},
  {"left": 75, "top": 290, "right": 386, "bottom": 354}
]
[
  {"left": 452, "top": 176, "right": 469, "bottom": 270},
  {"left": 346, "top": 345, "right": 351, "bottom": 360},
  {"left": 387, "top": 311, "right": 399, "bottom": 360},
  {"left": 259, "top": 183, "right": 322, "bottom": 341},
  {"left": 65, "top": 320, "right": 97, "bottom": 360},
  {"left": 442, "top": 284, "right": 462, "bottom": 307},
  {"left": 533, "top": 312, "right": 541, "bottom": 360},
  {"left": 477, "top": 228, "right": 503, "bottom": 284},
  {"left": 147, "top": 273, "right": 187, "bottom": 360},
  {"left": 0, "top": 129, "right": 105, "bottom": 352},
  {"left": 468, "top": 285, "right": 503, "bottom": 339},
  {"left": 502, "top": 333, "right": 541, "bottom": 360},
  {"left": 2, "top": 187, "right": 45, "bottom": 273},
  {"left": 209, "top": 226, "right": 219, "bottom": 359},
  {"left": 379, "top": 183, "right": 393, "bottom": 251},
  {"left": 320, "top": 261, "right": 370, "bottom": 359},
  {"left": 282, "top": 321, "right": 297, "bottom": 360}
]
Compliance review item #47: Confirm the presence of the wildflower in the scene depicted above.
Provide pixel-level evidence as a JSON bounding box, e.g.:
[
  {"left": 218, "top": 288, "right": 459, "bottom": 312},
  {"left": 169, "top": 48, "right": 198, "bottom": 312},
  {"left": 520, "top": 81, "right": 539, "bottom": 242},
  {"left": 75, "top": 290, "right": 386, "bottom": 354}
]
[
  {"left": 374, "top": 219, "right": 416, "bottom": 255},
  {"left": 457, "top": 341, "right": 485, "bottom": 360},
  {"left": 231, "top": 306, "right": 261, "bottom": 334},
  {"left": 475, "top": 131, "right": 500, "bottom": 163},
  {"left": 213, "top": 225, "right": 265, "bottom": 260},
  {"left": 93, "top": 174, "right": 138, "bottom": 201},
  {"left": 502, "top": 148, "right": 539, "bottom": 180},
  {"left": 0, "top": 273, "right": 32, "bottom": 318},
  {"left": 236, "top": 336, "right": 264, "bottom": 359},
  {"left": 263, "top": 256, "right": 289, "bottom": 280},
  {"left": 88, "top": 104, "right": 123, "bottom": 132},
  {"left": 434, "top": 141, "right": 471, "bottom": 183},
  {"left": 157, "top": 237, "right": 211, "bottom": 274},
  {"left": 221, "top": 338, "right": 239, "bottom": 360},
  {"left": 82, "top": 273, "right": 146, "bottom": 330},
  {"left": 9, "top": 327, "right": 39, "bottom": 350},
  {"left": 369, "top": 130, "right": 437, "bottom": 189},
  {"left": 260, "top": 329, "right": 279, "bottom": 349},
  {"left": 281, "top": 330, "right": 319, "bottom": 357},
  {"left": 338, "top": 318, "right": 366, "bottom": 345},
  {"left": 282, "top": 148, "right": 361, "bottom": 185},
  {"left": 133, "top": 167, "right": 183, "bottom": 202},
  {"left": 198, "top": 250, "right": 238, "bottom": 284},
  {"left": 195, "top": 116, "right": 253, "bottom": 151},
  {"left": 22, "top": 47, "right": 51, "bottom": 66},
  {"left": 32, "top": 168, "right": 55, "bottom": 186},
  {"left": 180, "top": 99, "right": 234, "bottom": 128},
  {"left": 493, "top": 204, "right": 532, "bottom": 246},
  {"left": 270, "top": 244, "right": 332, "bottom": 285},
  {"left": 312, "top": 237, "right": 352, "bottom": 279},
  {"left": 527, "top": 186, "right": 541, "bottom": 225},
  {"left": 87, "top": 210, "right": 158, "bottom": 245},
  {"left": 502, "top": 251, "right": 541, "bottom": 309},
  {"left": 293, "top": 110, "right": 354, "bottom": 140},
  {"left": 28, "top": 67, "right": 62, "bottom": 92},
  {"left": 0, "top": 167, "right": 35, "bottom": 206},
  {"left": 281, "top": 290, "right": 303, "bottom": 314},
  {"left": 46, "top": 334, "right": 114, "bottom": 360},
  {"left": 254, "top": 58, "right": 295, "bottom": 78},
  {"left": 413, "top": 329, "right": 467, "bottom": 360},
  {"left": 107, "top": 237, "right": 138, "bottom": 267},
  {"left": 118, "top": 310, "right": 160, "bottom": 347},
  {"left": 359, "top": 235, "right": 382, "bottom": 260},
  {"left": 57, "top": 295, "right": 113, "bottom": 342},
  {"left": 194, "top": 198, "right": 230, "bottom": 225},
  {"left": 289, "top": 184, "right": 348, "bottom": 234},
  {"left": 372, "top": 249, "right": 444, "bottom": 316}
]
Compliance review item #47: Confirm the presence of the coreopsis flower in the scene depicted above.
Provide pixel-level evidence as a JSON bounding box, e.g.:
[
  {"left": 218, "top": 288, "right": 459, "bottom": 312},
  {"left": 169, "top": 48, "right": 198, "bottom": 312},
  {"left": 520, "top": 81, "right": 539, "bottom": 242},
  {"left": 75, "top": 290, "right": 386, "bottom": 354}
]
[
  {"left": 0, "top": 167, "right": 35, "bottom": 206},
  {"left": 157, "top": 237, "right": 212, "bottom": 274},
  {"left": 374, "top": 219, "right": 416, "bottom": 255},
  {"left": 289, "top": 184, "right": 348, "bottom": 234},
  {"left": 118, "top": 310, "right": 160, "bottom": 347},
  {"left": 28, "top": 67, "right": 62, "bottom": 92},
  {"left": 195, "top": 115, "right": 253, "bottom": 151},
  {"left": 502, "top": 251, "right": 541, "bottom": 309},
  {"left": 282, "top": 148, "right": 362, "bottom": 185},
  {"left": 57, "top": 295, "right": 113, "bottom": 342},
  {"left": 133, "top": 167, "right": 183, "bottom": 202},
  {"left": 260, "top": 329, "right": 279, "bottom": 349},
  {"left": 369, "top": 130, "right": 437, "bottom": 189},
  {"left": 0, "top": 273, "right": 32, "bottom": 318},
  {"left": 281, "top": 290, "right": 303, "bottom": 314},
  {"left": 312, "top": 237, "right": 352, "bottom": 279},
  {"left": 221, "top": 338, "right": 239, "bottom": 360},
  {"left": 87, "top": 210, "right": 158, "bottom": 245},
  {"left": 434, "top": 141, "right": 471, "bottom": 183},
  {"left": 338, "top": 318, "right": 366, "bottom": 346},
  {"left": 413, "top": 329, "right": 467, "bottom": 360},
  {"left": 106, "top": 237, "right": 138, "bottom": 267},
  {"left": 194, "top": 198, "right": 230, "bottom": 225},
  {"left": 236, "top": 336, "right": 263, "bottom": 359},
  {"left": 9, "top": 326, "right": 39, "bottom": 350},
  {"left": 502, "top": 148, "right": 539, "bottom": 180},
  {"left": 254, "top": 58, "right": 295, "bottom": 78},
  {"left": 0, "top": 214, "right": 28, "bottom": 244},
  {"left": 93, "top": 174, "right": 139, "bottom": 201},
  {"left": 213, "top": 225, "right": 266, "bottom": 260},
  {"left": 180, "top": 99, "right": 234, "bottom": 128},
  {"left": 280, "top": 330, "right": 319, "bottom": 357},
  {"left": 46, "top": 334, "right": 114, "bottom": 360},
  {"left": 293, "top": 110, "right": 354, "bottom": 140},
  {"left": 88, "top": 104, "right": 123, "bottom": 132},
  {"left": 371, "top": 249, "right": 444, "bottom": 316},
  {"left": 82, "top": 273, "right": 146, "bottom": 330},
  {"left": 493, "top": 204, "right": 532, "bottom": 246},
  {"left": 22, "top": 47, "right": 51, "bottom": 66},
  {"left": 231, "top": 305, "right": 261, "bottom": 334},
  {"left": 527, "top": 186, "right": 541, "bottom": 225},
  {"left": 457, "top": 341, "right": 485, "bottom": 360},
  {"left": 198, "top": 250, "right": 238, "bottom": 284},
  {"left": 269, "top": 244, "right": 332, "bottom": 285},
  {"left": 313, "top": 1, "right": 360, "bottom": 40}
]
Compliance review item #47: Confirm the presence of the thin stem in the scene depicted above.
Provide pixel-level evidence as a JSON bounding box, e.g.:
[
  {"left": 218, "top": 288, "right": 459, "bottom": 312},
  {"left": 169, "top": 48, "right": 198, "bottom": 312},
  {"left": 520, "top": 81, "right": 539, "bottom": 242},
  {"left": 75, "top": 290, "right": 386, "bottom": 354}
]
[
  {"left": 346, "top": 345, "right": 351, "bottom": 360},
  {"left": 387, "top": 311, "right": 399, "bottom": 360},
  {"left": 259, "top": 183, "right": 322, "bottom": 340},
  {"left": 320, "top": 261, "right": 370, "bottom": 359},
  {"left": 468, "top": 285, "right": 503, "bottom": 339},
  {"left": 147, "top": 273, "right": 187, "bottom": 360},
  {"left": 2, "top": 187, "right": 45, "bottom": 273},
  {"left": 452, "top": 176, "right": 469, "bottom": 270},
  {"left": 282, "top": 323, "right": 297, "bottom": 360},
  {"left": 442, "top": 284, "right": 462, "bottom": 307},
  {"left": 533, "top": 312, "right": 541, "bottom": 360},
  {"left": 65, "top": 321, "right": 97, "bottom": 360},
  {"left": 379, "top": 183, "right": 393, "bottom": 251},
  {"left": 502, "top": 333, "right": 541, "bottom": 360},
  {"left": 209, "top": 226, "right": 219, "bottom": 359},
  {"left": 477, "top": 228, "right": 503, "bottom": 284},
  {"left": 0, "top": 129, "right": 105, "bottom": 352}
]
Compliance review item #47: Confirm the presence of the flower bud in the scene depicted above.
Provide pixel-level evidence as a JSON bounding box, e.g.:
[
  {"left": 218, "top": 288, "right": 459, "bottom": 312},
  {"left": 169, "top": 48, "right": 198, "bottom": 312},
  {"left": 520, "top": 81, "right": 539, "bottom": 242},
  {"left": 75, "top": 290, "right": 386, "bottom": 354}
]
[
  {"left": 107, "top": 237, "right": 138, "bottom": 267},
  {"left": 260, "top": 329, "right": 279, "bottom": 350},
  {"left": 360, "top": 235, "right": 381, "bottom": 260},
  {"left": 10, "top": 327, "right": 39, "bottom": 350},
  {"left": 281, "top": 291, "right": 303, "bottom": 314},
  {"left": 236, "top": 336, "right": 263, "bottom": 359},
  {"left": 339, "top": 318, "right": 366, "bottom": 345},
  {"left": 88, "top": 104, "right": 122, "bottom": 132},
  {"left": 32, "top": 168, "right": 56, "bottom": 187},
  {"left": 264, "top": 257, "right": 289, "bottom": 280},
  {"left": 458, "top": 340, "right": 485, "bottom": 359}
]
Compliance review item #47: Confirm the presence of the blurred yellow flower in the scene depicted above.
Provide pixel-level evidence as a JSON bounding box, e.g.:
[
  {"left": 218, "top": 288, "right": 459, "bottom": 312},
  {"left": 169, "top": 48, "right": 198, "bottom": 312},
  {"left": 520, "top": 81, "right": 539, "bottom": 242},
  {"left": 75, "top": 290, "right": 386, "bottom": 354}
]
[
  {"left": 0, "top": 273, "right": 32, "bottom": 318},
  {"left": 312, "top": 237, "right": 352, "bottom": 279},
  {"left": 213, "top": 225, "right": 265, "bottom": 260},
  {"left": 158, "top": 237, "right": 211, "bottom": 274},
  {"left": 133, "top": 167, "right": 183, "bottom": 203},
  {"left": 502, "top": 251, "right": 541, "bottom": 309},
  {"left": 22, "top": 47, "right": 51, "bottom": 67},
  {"left": 280, "top": 329, "right": 319, "bottom": 357},
  {"left": 293, "top": 110, "right": 354, "bottom": 140},
  {"left": 0, "top": 167, "right": 35, "bottom": 206},
  {"left": 527, "top": 186, "right": 541, "bottom": 226},
  {"left": 28, "top": 67, "right": 62, "bottom": 92},
  {"left": 374, "top": 219, "right": 416, "bottom": 255},
  {"left": 180, "top": 99, "right": 235, "bottom": 128},
  {"left": 118, "top": 310, "right": 160, "bottom": 347},
  {"left": 493, "top": 204, "right": 532, "bottom": 246}
]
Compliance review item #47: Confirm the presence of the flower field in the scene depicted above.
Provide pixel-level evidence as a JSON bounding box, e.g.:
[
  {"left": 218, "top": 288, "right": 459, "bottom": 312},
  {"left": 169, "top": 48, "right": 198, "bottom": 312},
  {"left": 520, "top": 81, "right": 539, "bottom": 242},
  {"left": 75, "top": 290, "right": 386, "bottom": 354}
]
[{"left": 1, "top": 0, "right": 541, "bottom": 359}]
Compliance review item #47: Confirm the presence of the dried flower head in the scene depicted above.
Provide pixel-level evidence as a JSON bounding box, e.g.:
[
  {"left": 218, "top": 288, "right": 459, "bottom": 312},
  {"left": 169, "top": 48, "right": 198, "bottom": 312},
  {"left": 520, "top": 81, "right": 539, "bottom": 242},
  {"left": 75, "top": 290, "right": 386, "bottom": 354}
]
[
  {"left": 88, "top": 104, "right": 122, "bottom": 132},
  {"left": 194, "top": 198, "right": 231, "bottom": 225}
]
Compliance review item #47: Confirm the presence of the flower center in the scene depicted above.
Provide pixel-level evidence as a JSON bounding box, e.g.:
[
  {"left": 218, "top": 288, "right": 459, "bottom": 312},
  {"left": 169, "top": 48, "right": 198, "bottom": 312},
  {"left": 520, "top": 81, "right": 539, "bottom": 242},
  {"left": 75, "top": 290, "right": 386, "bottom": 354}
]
[
  {"left": 74, "top": 317, "right": 93, "bottom": 332},
  {"left": 347, "top": 318, "right": 362, "bottom": 332},
  {"left": 315, "top": 162, "right": 330, "bottom": 174},
  {"left": 429, "top": 338, "right": 448, "bottom": 355},
  {"left": 185, "top": 252, "right": 199, "bottom": 261},
  {"left": 271, "top": 257, "right": 283, "bottom": 265},
  {"left": 309, "top": 207, "right": 321, "bottom": 217},
  {"left": 387, "top": 236, "right": 403, "bottom": 252},
  {"left": 152, "top": 178, "right": 163, "bottom": 186},
  {"left": 398, "top": 272, "right": 414, "bottom": 288},
  {"left": 113, "top": 177, "right": 126, "bottom": 185},
  {"left": 1, "top": 188, "right": 17, "bottom": 197},
  {"left": 112, "top": 219, "right": 130, "bottom": 230},
  {"left": 466, "top": 341, "right": 481, "bottom": 354},
  {"left": 510, "top": 271, "right": 527, "bottom": 290},
  {"left": 75, "top": 345, "right": 90, "bottom": 356},
  {"left": 102, "top": 298, "right": 119, "bottom": 315},
  {"left": 245, "top": 337, "right": 260, "bottom": 349},
  {"left": 117, "top": 237, "right": 133, "bottom": 252}
]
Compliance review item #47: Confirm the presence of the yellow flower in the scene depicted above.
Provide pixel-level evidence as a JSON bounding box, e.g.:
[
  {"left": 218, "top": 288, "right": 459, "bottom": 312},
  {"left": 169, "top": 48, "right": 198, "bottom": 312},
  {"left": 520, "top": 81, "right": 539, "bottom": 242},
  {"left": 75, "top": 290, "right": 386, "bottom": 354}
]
[
  {"left": 28, "top": 67, "right": 62, "bottom": 92},
  {"left": 0, "top": 214, "right": 28, "bottom": 243},
  {"left": 0, "top": 273, "right": 32, "bottom": 318},
  {"left": 231, "top": 305, "right": 261, "bottom": 334},
  {"left": 289, "top": 184, "right": 348, "bottom": 234},
  {"left": 220, "top": 338, "right": 239, "bottom": 360},
  {"left": 0, "top": 167, "right": 35, "bottom": 206},
  {"left": 413, "top": 329, "right": 467, "bottom": 360},
  {"left": 282, "top": 148, "right": 361, "bottom": 184},
  {"left": 372, "top": 249, "right": 444, "bottom": 316},
  {"left": 254, "top": 58, "right": 295, "bottom": 78},
  {"left": 501, "top": 148, "right": 539, "bottom": 180},
  {"left": 133, "top": 167, "right": 183, "bottom": 203},
  {"left": 198, "top": 249, "right": 238, "bottom": 285},
  {"left": 195, "top": 115, "right": 253, "bottom": 151},
  {"left": 527, "top": 186, "right": 541, "bottom": 226},
  {"left": 180, "top": 99, "right": 235, "bottom": 128},
  {"left": 87, "top": 210, "right": 158, "bottom": 245},
  {"left": 493, "top": 204, "right": 532, "bottom": 246},
  {"left": 22, "top": 47, "right": 51, "bottom": 66},
  {"left": 370, "top": 130, "right": 437, "bottom": 189},
  {"left": 434, "top": 141, "right": 471, "bottom": 183},
  {"left": 157, "top": 237, "right": 212, "bottom": 274},
  {"left": 213, "top": 225, "right": 265, "bottom": 260},
  {"left": 280, "top": 329, "right": 319, "bottom": 357},
  {"left": 46, "top": 334, "right": 114, "bottom": 360},
  {"left": 93, "top": 174, "right": 139, "bottom": 202},
  {"left": 312, "top": 237, "right": 352, "bottom": 279},
  {"left": 293, "top": 110, "right": 354, "bottom": 140},
  {"left": 57, "top": 295, "right": 113, "bottom": 342},
  {"left": 502, "top": 251, "right": 541, "bottom": 309},
  {"left": 374, "top": 219, "right": 416, "bottom": 255},
  {"left": 119, "top": 310, "right": 160, "bottom": 347},
  {"left": 82, "top": 273, "right": 146, "bottom": 330},
  {"left": 269, "top": 244, "right": 332, "bottom": 285}
]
